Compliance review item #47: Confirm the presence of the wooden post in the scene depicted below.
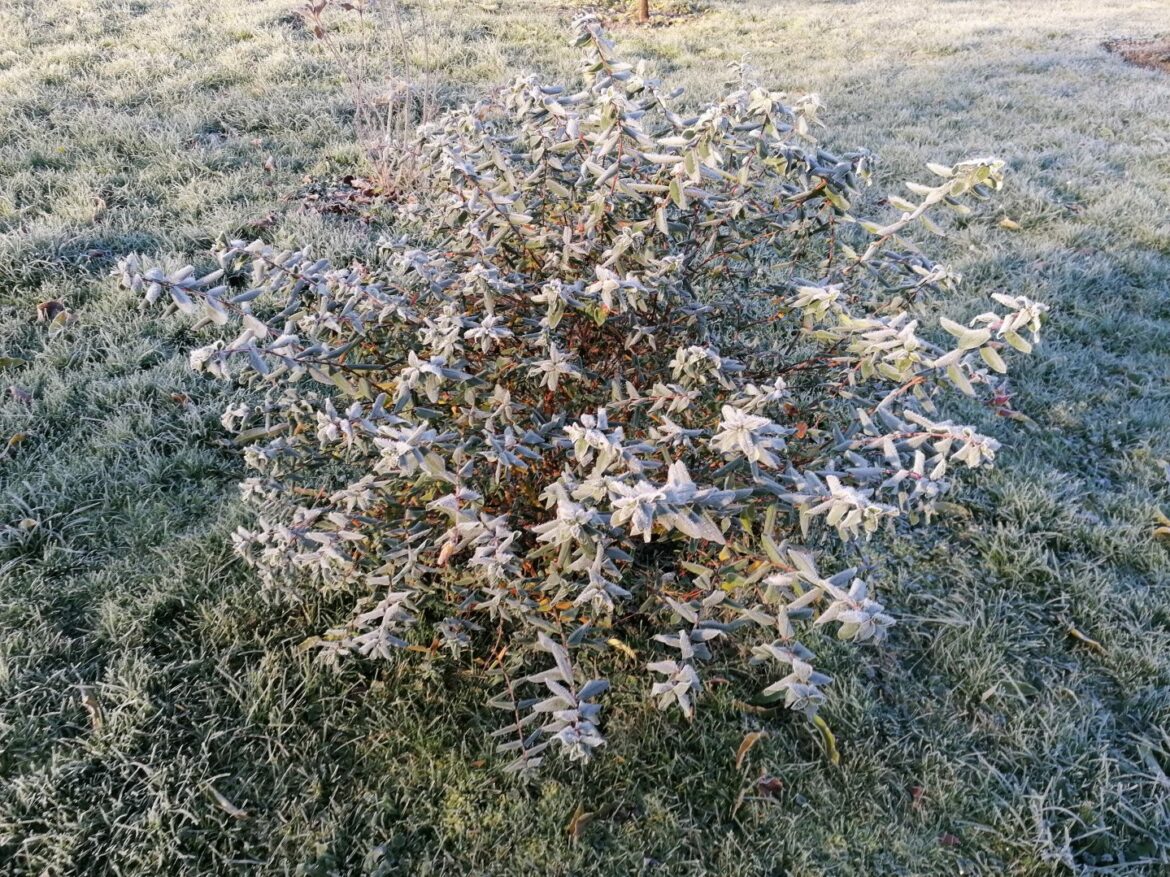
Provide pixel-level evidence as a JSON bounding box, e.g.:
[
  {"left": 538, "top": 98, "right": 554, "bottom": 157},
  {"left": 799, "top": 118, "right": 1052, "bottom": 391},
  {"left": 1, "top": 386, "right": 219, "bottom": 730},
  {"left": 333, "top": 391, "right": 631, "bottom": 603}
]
[{"left": 636, "top": 0, "right": 649, "bottom": 23}]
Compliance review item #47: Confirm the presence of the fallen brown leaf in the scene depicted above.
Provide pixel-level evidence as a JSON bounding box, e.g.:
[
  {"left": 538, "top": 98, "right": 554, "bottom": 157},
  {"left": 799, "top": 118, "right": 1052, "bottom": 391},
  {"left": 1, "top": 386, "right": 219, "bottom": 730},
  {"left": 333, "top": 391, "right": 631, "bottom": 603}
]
[
  {"left": 735, "top": 730, "right": 767, "bottom": 770},
  {"left": 79, "top": 685, "right": 103, "bottom": 731},
  {"left": 36, "top": 300, "right": 67, "bottom": 322},
  {"left": 910, "top": 784, "right": 925, "bottom": 811},
  {"left": 566, "top": 802, "right": 593, "bottom": 841},
  {"left": 757, "top": 775, "right": 783, "bottom": 796}
]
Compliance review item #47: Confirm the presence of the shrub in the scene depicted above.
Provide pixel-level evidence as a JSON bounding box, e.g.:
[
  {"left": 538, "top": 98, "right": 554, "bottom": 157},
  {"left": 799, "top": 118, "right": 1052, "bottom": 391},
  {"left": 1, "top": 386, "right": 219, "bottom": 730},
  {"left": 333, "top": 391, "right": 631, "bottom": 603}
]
[{"left": 119, "top": 18, "right": 1044, "bottom": 772}]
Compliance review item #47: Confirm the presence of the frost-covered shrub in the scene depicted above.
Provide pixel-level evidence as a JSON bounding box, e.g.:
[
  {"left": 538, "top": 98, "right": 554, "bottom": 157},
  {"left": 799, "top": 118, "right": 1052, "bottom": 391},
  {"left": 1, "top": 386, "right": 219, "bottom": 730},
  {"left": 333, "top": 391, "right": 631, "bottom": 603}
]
[{"left": 120, "top": 19, "right": 1044, "bottom": 772}]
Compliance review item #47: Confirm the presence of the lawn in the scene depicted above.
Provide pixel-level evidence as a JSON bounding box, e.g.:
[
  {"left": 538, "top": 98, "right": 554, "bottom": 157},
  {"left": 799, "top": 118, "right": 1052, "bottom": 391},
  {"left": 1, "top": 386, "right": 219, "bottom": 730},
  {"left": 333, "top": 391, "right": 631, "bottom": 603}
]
[{"left": 2, "top": 0, "right": 1170, "bottom": 873}]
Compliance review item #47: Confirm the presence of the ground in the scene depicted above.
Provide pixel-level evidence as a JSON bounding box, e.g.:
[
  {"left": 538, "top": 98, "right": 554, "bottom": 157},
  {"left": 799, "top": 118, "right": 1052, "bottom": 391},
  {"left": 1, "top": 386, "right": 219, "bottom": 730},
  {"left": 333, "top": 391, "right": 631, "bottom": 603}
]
[
  {"left": 1109, "top": 36, "right": 1170, "bottom": 74},
  {"left": 2, "top": 0, "right": 1170, "bottom": 874}
]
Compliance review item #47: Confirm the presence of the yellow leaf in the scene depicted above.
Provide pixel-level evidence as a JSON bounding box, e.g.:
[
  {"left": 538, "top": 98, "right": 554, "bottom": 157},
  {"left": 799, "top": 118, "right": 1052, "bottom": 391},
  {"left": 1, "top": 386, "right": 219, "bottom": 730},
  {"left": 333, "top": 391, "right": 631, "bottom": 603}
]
[
  {"left": 1071, "top": 626, "right": 1104, "bottom": 654},
  {"left": 606, "top": 637, "right": 637, "bottom": 660},
  {"left": 1067, "top": 626, "right": 1106, "bottom": 655},
  {"left": 566, "top": 803, "right": 593, "bottom": 841},
  {"left": 980, "top": 345, "right": 1008, "bottom": 374},
  {"left": 732, "top": 699, "right": 770, "bottom": 715},
  {"left": 735, "top": 730, "right": 767, "bottom": 770},
  {"left": 998, "top": 217, "right": 1021, "bottom": 230},
  {"left": 934, "top": 501, "right": 973, "bottom": 519},
  {"left": 760, "top": 533, "right": 784, "bottom": 564},
  {"left": 812, "top": 715, "right": 840, "bottom": 765}
]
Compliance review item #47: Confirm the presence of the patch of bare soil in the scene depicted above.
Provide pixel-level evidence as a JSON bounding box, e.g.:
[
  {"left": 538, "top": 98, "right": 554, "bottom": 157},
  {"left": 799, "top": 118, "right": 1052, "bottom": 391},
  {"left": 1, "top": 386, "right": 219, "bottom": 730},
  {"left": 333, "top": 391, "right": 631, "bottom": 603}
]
[{"left": 1106, "top": 36, "right": 1170, "bottom": 74}]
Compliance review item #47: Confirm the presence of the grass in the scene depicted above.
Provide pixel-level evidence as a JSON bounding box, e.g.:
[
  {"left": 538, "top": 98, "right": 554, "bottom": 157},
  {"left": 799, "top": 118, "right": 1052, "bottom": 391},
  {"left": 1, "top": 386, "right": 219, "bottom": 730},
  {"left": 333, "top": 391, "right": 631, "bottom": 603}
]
[{"left": 2, "top": 0, "right": 1170, "bottom": 873}]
